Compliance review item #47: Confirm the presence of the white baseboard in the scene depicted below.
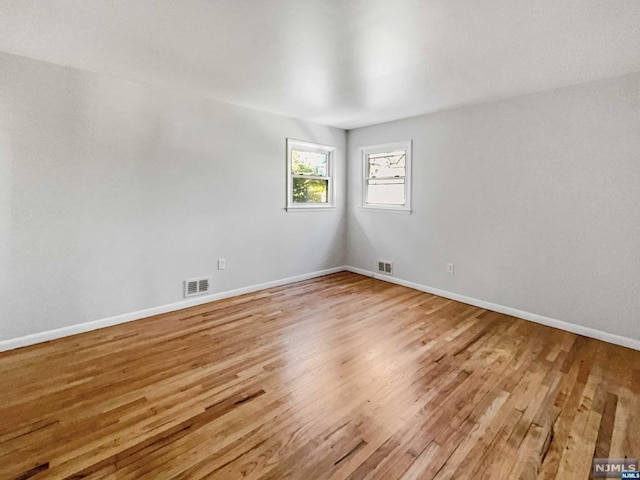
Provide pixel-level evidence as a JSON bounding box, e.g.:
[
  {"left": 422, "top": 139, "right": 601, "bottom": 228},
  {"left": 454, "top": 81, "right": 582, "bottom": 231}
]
[
  {"left": 3, "top": 265, "right": 638, "bottom": 353},
  {"left": 345, "top": 266, "right": 640, "bottom": 352},
  {"left": 0, "top": 266, "right": 347, "bottom": 353}
]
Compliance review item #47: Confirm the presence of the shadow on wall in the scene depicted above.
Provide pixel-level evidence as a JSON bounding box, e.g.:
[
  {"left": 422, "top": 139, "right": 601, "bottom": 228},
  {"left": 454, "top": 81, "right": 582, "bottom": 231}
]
[
  {"left": 0, "top": 130, "right": 13, "bottom": 326},
  {"left": 1, "top": 61, "right": 90, "bottom": 340},
  {"left": 346, "top": 214, "right": 377, "bottom": 272}
]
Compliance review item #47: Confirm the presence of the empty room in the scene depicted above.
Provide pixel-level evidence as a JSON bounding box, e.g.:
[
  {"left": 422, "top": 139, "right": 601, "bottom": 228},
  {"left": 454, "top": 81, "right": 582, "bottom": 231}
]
[{"left": 1, "top": 1, "right": 639, "bottom": 479}]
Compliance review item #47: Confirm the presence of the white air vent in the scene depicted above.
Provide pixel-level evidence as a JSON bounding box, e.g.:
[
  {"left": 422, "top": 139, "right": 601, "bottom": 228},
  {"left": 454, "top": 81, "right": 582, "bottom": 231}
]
[
  {"left": 377, "top": 260, "right": 393, "bottom": 275},
  {"left": 184, "top": 277, "right": 212, "bottom": 298}
]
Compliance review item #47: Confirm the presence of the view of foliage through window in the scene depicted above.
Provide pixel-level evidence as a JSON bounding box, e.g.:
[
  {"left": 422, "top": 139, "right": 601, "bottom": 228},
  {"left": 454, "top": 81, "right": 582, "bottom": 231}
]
[{"left": 292, "top": 150, "right": 329, "bottom": 203}]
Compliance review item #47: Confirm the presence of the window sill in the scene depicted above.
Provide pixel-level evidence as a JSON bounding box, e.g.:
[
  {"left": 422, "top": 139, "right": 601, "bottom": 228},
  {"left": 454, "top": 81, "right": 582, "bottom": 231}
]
[
  {"left": 285, "top": 206, "right": 337, "bottom": 212},
  {"left": 357, "top": 206, "right": 412, "bottom": 214}
]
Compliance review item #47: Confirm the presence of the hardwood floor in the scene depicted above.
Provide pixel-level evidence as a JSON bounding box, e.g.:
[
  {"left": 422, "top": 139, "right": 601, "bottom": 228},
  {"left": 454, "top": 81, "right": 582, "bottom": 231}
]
[{"left": 1, "top": 272, "right": 638, "bottom": 479}]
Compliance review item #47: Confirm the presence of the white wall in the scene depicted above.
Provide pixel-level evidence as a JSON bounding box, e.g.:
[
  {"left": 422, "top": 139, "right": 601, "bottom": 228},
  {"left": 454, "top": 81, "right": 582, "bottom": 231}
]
[
  {"left": 0, "top": 52, "right": 346, "bottom": 341},
  {"left": 2, "top": 48, "right": 638, "bottom": 347},
  {"left": 347, "top": 72, "right": 640, "bottom": 342}
]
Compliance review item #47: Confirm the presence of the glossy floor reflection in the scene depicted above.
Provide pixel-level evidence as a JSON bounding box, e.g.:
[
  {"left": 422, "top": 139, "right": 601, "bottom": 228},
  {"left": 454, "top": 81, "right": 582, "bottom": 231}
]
[{"left": 1, "top": 272, "right": 638, "bottom": 479}]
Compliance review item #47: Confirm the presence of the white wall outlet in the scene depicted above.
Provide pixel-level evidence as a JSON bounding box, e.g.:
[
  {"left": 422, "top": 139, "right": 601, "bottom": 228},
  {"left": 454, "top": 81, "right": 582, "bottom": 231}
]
[
  {"left": 447, "top": 263, "right": 455, "bottom": 274},
  {"left": 218, "top": 258, "right": 226, "bottom": 270}
]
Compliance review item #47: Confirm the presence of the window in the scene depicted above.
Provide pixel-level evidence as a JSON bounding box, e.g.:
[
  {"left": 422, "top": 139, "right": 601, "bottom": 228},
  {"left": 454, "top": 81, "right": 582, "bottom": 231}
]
[
  {"left": 286, "top": 139, "right": 335, "bottom": 210},
  {"left": 362, "top": 141, "right": 412, "bottom": 211}
]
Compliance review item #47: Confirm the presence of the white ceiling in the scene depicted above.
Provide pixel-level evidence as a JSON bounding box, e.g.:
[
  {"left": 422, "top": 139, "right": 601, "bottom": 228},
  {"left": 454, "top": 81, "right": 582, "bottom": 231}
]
[{"left": 0, "top": 0, "right": 639, "bottom": 129}]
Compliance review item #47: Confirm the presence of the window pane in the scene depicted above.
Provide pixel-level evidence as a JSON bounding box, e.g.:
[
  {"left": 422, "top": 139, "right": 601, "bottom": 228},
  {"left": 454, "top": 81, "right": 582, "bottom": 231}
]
[
  {"left": 293, "top": 178, "right": 329, "bottom": 203},
  {"left": 368, "top": 151, "right": 406, "bottom": 178},
  {"left": 366, "top": 178, "right": 405, "bottom": 205},
  {"left": 292, "top": 150, "right": 328, "bottom": 176}
]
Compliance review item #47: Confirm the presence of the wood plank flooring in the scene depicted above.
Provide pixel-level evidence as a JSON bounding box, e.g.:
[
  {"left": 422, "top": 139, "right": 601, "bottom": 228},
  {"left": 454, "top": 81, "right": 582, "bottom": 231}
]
[{"left": 1, "top": 272, "right": 638, "bottom": 479}]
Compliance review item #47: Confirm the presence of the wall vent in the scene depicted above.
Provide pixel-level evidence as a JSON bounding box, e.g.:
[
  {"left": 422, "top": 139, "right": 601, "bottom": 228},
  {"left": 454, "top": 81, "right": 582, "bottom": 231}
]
[
  {"left": 184, "top": 277, "right": 212, "bottom": 298},
  {"left": 377, "top": 260, "right": 393, "bottom": 275}
]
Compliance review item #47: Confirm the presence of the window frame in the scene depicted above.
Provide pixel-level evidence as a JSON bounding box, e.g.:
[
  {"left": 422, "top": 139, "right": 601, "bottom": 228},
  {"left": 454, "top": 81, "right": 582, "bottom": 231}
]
[
  {"left": 286, "top": 138, "right": 336, "bottom": 211},
  {"left": 361, "top": 140, "right": 412, "bottom": 212}
]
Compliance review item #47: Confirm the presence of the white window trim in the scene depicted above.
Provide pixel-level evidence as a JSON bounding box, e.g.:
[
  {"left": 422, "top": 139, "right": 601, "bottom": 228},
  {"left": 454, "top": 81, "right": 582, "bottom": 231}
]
[
  {"left": 286, "top": 138, "right": 335, "bottom": 211},
  {"left": 361, "top": 140, "right": 412, "bottom": 213}
]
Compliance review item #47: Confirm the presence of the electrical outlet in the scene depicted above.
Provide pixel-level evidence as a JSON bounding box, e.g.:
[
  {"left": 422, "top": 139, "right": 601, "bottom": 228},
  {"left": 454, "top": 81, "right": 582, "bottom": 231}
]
[
  {"left": 447, "top": 263, "right": 455, "bottom": 274},
  {"left": 218, "top": 258, "right": 226, "bottom": 270}
]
